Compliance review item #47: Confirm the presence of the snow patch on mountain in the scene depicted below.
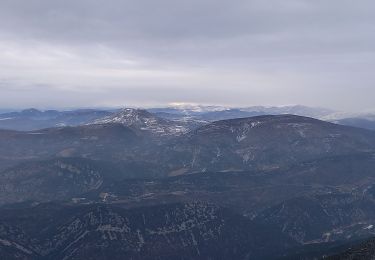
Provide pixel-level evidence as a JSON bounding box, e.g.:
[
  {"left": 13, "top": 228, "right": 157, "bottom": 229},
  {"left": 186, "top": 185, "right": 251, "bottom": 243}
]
[{"left": 91, "top": 108, "right": 190, "bottom": 136}]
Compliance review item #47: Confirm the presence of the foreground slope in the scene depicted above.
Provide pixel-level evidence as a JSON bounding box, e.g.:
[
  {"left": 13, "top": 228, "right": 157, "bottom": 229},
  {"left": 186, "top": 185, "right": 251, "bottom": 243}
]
[
  {"left": 0, "top": 202, "right": 294, "bottom": 260},
  {"left": 326, "top": 237, "right": 375, "bottom": 259}
]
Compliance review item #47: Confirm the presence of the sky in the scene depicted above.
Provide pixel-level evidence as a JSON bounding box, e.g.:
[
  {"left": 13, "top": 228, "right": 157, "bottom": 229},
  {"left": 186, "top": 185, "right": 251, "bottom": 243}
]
[{"left": 0, "top": 0, "right": 374, "bottom": 111}]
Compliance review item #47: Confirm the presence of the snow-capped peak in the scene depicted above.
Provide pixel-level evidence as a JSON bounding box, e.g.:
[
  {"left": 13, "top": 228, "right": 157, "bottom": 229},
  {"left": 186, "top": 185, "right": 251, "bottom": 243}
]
[{"left": 90, "top": 108, "right": 189, "bottom": 136}]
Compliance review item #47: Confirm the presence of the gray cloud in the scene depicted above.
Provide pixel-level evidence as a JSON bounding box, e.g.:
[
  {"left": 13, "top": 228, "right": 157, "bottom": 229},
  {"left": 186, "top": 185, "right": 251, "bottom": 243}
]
[{"left": 0, "top": 0, "right": 374, "bottom": 111}]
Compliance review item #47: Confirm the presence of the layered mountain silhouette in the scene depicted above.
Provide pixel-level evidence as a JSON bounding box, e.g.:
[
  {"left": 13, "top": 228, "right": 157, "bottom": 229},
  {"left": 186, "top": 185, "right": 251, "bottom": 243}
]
[{"left": 1, "top": 110, "right": 375, "bottom": 259}]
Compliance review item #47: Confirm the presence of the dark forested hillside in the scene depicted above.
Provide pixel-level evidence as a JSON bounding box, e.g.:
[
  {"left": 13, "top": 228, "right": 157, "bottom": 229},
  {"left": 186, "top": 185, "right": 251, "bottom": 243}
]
[{"left": 1, "top": 113, "right": 375, "bottom": 259}]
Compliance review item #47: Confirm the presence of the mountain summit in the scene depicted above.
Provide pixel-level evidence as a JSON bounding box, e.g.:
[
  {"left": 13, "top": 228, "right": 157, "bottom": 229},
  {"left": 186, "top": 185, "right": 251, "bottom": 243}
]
[
  {"left": 164, "top": 115, "right": 375, "bottom": 174},
  {"left": 91, "top": 108, "right": 189, "bottom": 136}
]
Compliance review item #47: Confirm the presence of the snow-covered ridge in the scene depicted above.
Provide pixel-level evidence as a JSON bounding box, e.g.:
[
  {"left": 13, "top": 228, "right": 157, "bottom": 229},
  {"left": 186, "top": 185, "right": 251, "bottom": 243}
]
[
  {"left": 90, "top": 108, "right": 189, "bottom": 136},
  {"left": 322, "top": 112, "right": 375, "bottom": 121},
  {"left": 167, "top": 103, "right": 229, "bottom": 113},
  {"left": 154, "top": 104, "right": 335, "bottom": 117}
]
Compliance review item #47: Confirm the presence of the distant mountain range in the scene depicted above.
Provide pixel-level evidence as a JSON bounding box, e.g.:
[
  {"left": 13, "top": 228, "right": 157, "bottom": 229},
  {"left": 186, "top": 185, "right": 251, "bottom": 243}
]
[
  {"left": 1, "top": 105, "right": 375, "bottom": 132},
  {"left": 148, "top": 104, "right": 336, "bottom": 122},
  {"left": 0, "top": 108, "right": 112, "bottom": 131}
]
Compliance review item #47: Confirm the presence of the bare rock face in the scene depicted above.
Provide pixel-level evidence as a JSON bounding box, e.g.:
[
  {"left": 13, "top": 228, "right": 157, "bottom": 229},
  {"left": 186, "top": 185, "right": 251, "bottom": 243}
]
[{"left": 0, "top": 202, "right": 294, "bottom": 260}]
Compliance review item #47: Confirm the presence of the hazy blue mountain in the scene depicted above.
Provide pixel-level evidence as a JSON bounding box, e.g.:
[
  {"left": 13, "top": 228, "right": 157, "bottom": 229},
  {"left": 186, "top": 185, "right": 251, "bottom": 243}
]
[
  {"left": 0, "top": 109, "right": 112, "bottom": 131},
  {"left": 335, "top": 117, "right": 375, "bottom": 130}
]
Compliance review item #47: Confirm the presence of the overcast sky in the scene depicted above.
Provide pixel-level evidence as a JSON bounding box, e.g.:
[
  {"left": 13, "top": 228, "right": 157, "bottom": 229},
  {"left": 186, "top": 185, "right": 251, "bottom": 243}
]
[{"left": 0, "top": 0, "right": 374, "bottom": 111}]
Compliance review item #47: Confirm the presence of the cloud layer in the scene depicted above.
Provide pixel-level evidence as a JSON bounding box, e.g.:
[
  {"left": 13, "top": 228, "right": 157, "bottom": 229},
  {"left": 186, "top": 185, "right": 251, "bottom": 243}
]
[{"left": 0, "top": 0, "right": 374, "bottom": 110}]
